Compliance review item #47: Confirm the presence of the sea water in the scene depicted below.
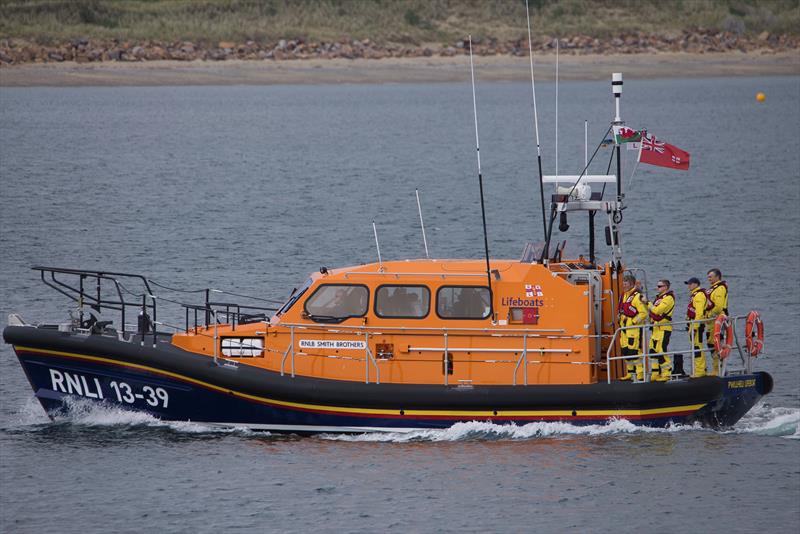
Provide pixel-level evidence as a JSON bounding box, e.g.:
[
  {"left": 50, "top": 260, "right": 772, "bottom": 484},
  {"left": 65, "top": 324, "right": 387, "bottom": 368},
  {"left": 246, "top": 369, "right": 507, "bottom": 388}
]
[{"left": 1, "top": 76, "right": 798, "bottom": 532}]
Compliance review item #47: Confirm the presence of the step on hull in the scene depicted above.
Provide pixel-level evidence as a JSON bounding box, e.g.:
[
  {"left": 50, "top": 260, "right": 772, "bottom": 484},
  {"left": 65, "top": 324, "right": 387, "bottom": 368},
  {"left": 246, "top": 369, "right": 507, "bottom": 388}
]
[{"left": 6, "top": 327, "right": 772, "bottom": 434}]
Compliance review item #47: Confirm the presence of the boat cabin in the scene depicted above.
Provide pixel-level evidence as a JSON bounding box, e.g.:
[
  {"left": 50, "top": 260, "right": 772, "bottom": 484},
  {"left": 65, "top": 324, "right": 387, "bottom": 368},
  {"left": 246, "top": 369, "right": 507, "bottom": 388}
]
[{"left": 172, "top": 257, "right": 622, "bottom": 386}]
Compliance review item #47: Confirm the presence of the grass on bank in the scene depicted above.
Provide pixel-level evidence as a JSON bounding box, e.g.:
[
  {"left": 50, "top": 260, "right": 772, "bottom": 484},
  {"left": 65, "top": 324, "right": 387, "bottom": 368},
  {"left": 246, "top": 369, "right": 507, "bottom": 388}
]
[{"left": 1, "top": 0, "right": 798, "bottom": 45}]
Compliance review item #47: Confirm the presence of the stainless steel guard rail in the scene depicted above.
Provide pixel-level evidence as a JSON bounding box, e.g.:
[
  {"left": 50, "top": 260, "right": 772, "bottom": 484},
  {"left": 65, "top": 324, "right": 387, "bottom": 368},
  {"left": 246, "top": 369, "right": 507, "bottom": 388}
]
[
  {"left": 605, "top": 314, "right": 756, "bottom": 384},
  {"left": 275, "top": 322, "right": 584, "bottom": 386}
]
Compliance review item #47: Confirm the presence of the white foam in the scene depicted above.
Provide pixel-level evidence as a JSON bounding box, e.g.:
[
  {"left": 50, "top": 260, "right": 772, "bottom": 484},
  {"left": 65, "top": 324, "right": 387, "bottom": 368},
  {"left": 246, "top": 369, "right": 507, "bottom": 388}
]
[
  {"left": 9, "top": 395, "right": 797, "bottom": 441},
  {"left": 731, "top": 403, "right": 800, "bottom": 439},
  {"left": 322, "top": 418, "right": 700, "bottom": 442},
  {"left": 49, "top": 397, "right": 256, "bottom": 435}
]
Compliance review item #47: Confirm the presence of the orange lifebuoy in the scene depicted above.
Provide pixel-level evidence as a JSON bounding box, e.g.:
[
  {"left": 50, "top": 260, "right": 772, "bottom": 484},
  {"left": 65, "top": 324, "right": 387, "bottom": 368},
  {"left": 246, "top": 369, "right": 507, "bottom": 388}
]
[
  {"left": 745, "top": 310, "right": 764, "bottom": 357},
  {"left": 713, "top": 314, "right": 734, "bottom": 360}
]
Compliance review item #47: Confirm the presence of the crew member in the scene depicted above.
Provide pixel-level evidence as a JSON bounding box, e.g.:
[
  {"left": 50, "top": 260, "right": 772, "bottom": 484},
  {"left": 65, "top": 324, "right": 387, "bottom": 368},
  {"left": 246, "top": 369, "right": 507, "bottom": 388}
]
[
  {"left": 647, "top": 279, "right": 675, "bottom": 381},
  {"left": 705, "top": 268, "right": 729, "bottom": 376},
  {"left": 618, "top": 274, "right": 648, "bottom": 381},
  {"left": 685, "top": 277, "right": 708, "bottom": 377}
]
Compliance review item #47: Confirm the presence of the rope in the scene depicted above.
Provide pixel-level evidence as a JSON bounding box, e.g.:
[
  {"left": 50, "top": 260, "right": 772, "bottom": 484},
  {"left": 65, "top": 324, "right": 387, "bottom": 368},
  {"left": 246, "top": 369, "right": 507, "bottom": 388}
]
[
  {"left": 210, "top": 288, "right": 285, "bottom": 305},
  {"left": 626, "top": 148, "right": 642, "bottom": 191},
  {"left": 563, "top": 125, "right": 613, "bottom": 199}
]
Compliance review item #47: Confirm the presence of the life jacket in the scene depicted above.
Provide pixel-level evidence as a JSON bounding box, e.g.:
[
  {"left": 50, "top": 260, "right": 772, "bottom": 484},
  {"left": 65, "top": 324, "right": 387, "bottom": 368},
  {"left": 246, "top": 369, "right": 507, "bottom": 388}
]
[
  {"left": 619, "top": 288, "right": 641, "bottom": 318},
  {"left": 686, "top": 288, "right": 706, "bottom": 320},
  {"left": 649, "top": 290, "right": 675, "bottom": 322},
  {"left": 705, "top": 280, "right": 728, "bottom": 314}
]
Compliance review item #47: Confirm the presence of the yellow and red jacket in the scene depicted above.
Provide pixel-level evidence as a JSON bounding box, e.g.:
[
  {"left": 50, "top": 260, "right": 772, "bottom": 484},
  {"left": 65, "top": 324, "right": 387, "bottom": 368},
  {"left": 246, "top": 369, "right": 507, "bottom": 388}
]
[
  {"left": 706, "top": 280, "right": 728, "bottom": 319},
  {"left": 648, "top": 290, "right": 675, "bottom": 333},
  {"left": 619, "top": 287, "right": 648, "bottom": 347},
  {"left": 686, "top": 287, "right": 708, "bottom": 325}
]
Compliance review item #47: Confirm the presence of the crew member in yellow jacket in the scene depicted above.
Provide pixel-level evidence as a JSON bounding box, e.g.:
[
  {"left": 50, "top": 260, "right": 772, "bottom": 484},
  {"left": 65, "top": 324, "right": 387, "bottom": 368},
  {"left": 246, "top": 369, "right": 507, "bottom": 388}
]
[
  {"left": 705, "top": 268, "right": 729, "bottom": 376},
  {"left": 685, "top": 277, "right": 709, "bottom": 377},
  {"left": 646, "top": 279, "right": 676, "bottom": 381},
  {"left": 619, "top": 274, "right": 648, "bottom": 381}
]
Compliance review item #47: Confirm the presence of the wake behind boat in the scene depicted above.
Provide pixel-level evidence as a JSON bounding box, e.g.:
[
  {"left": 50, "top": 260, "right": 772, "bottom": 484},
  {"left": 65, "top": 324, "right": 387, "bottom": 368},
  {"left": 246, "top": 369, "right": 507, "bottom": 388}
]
[{"left": 3, "top": 72, "right": 772, "bottom": 434}]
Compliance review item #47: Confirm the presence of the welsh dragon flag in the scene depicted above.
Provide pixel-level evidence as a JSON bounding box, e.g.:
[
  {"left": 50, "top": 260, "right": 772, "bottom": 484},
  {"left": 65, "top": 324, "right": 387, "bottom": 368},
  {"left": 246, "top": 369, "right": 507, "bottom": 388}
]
[
  {"left": 613, "top": 125, "right": 644, "bottom": 144},
  {"left": 637, "top": 133, "right": 691, "bottom": 171}
]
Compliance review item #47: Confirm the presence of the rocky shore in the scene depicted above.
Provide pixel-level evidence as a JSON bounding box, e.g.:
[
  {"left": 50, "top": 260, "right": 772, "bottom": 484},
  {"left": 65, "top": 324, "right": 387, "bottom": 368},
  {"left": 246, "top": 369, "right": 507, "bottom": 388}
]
[{"left": 1, "top": 29, "right": 797, "bottom": 66}]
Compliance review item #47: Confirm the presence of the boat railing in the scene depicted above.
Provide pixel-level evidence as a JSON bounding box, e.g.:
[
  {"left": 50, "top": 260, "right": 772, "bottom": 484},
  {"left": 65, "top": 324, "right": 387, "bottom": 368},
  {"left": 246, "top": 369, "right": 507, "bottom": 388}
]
[
  {"left": 276, "top": 322, "right": 589, "bottom": 386},
  {"left": 605, "top": 313, "right": 757, "bottom": 384},
  {"left": 182, "top": 301, "right": 277, "bottom": 333},
  {"left": 29, "top": 266, "right": 280, "bottom": 346},
  {"left": 279, "top": 324, "right": 381, "bottom": 384},
  {"left": 32, "top": 266, "right": 161, "bottom": 346}
]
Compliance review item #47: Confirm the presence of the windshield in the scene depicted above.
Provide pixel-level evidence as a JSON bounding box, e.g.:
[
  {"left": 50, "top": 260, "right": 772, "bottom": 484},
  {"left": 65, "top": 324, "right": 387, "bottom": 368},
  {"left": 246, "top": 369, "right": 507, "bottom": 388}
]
[
  {"left": 276, "top": 278, "right": 313, "bottom": 316},
  {"left": 303, "top": 284, "right": 369, "bottom": 322}
]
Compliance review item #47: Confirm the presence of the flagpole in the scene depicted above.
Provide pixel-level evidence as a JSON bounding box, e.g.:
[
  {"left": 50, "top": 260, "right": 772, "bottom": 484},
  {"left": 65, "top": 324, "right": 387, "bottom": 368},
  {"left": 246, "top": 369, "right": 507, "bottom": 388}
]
[
  {"left": 468, "top": 36, "right": 494, "bottom": 315},
  {"left": 525, "top": 0, "right": 547, "bottom": 243}
]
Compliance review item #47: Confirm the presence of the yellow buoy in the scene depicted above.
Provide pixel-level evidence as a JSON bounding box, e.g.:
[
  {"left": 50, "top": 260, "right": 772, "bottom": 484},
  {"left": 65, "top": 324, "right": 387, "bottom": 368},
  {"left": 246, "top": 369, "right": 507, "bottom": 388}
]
[{"left": 756, "top": 92, "right": 766, "bottom": 102}]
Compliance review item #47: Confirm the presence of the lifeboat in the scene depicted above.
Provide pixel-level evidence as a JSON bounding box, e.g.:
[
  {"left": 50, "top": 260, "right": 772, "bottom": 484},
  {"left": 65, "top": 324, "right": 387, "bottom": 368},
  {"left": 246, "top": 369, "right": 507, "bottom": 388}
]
[{"left": 3, "top": 73, "right": 772, "bottom": 433}]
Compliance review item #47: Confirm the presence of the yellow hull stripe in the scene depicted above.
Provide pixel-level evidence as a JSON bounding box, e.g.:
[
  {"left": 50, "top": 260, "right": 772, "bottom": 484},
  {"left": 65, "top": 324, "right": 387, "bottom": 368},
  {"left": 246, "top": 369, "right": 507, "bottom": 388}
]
[{"left": 15, "top": 346, "right": 706, "bottom": 418}]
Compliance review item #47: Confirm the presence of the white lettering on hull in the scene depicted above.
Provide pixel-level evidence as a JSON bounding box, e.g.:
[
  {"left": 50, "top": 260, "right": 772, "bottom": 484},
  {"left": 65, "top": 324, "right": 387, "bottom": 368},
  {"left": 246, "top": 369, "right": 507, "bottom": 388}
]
[{"left": 47, "top": 369, "right": 166, "bottom": 407}]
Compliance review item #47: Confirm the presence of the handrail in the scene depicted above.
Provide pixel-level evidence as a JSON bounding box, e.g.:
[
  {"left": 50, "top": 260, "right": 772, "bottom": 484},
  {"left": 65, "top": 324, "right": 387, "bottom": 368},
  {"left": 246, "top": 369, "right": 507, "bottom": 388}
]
[
  {"left": 32, "top": 265, "right": 281, "bottom": 342},
  {"left": 344, "top": 271, "right": 487, "bottom": 278},
  {"left": 276, "top": 322, "right": 567, "bottom": 336},
  {"left": 605, "top": 314, "right": 754, "bottom": 384},
  {"left": 280, "top": 325, "right": 295, "bottom": 377},
  {"left": 364, "top": 331, "right": 380, "bottom": 384},
  {"left": 513, "top": 334, "right": 529, "bottom": 385}
]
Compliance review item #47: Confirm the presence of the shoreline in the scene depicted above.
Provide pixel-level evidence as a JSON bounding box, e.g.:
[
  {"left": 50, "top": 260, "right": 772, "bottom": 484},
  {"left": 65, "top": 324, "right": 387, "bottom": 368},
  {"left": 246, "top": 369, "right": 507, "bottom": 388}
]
[{"left": 1, "top": 51, "right": 798, "bottom": 87}]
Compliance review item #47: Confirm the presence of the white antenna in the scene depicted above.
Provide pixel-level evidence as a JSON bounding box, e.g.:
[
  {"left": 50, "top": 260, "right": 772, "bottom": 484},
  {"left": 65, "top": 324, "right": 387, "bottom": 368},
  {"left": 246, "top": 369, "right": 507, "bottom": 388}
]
[
  {"left": 584, "top": 119, "right": 588, "bottom": 168},
  {"left": 526, "top": 1, "right": 542, "bottom": 156},
  {"left": 372, "top": 220, "right": 383, "bottom": 271},
  {"left": 469, "top": 37, "right": 482, "bottom": 176},
  {"left": 415, "top": 188, "right": 430, "bottom": 259},
  {"left": 468, "top": 36, "right": 495, "bottom": 304},
  {"left": 555, "top": 37, "right": 559, "bottom": 179},
  {"left": 525, "top": 0, "right": 547, "bottom": 240}
]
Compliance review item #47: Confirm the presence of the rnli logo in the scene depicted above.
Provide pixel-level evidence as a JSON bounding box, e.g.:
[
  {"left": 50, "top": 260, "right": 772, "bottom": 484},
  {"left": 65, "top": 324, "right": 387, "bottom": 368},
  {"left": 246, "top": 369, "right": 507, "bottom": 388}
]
[
  {"left": 525, "top": 284, "right": 543, "bottom": 297},
  {"left": 503, "top": 284, "right": 544, "bottom": 308}
]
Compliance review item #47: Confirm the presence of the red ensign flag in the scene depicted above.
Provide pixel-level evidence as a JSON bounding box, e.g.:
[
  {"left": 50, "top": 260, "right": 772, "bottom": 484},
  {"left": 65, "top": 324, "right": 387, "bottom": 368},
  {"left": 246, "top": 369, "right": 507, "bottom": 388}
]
[{"left": 638, "top": 134, "right": 691, "bottom": 171}]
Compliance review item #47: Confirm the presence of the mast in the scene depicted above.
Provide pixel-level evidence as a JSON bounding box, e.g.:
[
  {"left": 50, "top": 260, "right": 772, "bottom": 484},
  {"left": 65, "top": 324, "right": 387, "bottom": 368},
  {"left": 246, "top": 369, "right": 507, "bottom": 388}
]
[
  {"left": 540, "top": 37, "right": 560, "bottom": 263},
  {"left": 468, "top": 36, "right": 494, "bottom": 310},
  {"left": 525, "top": 0, "right": 547, "bottom": 242},
  {"left": 612, "top": 72, "right": 623, "bottom": 203},
  {"left": 586, "top": 119, "right": 595, "bottom": 265},
  {"left": 555, "top": 38, "right": 559, "bottom": 181}
]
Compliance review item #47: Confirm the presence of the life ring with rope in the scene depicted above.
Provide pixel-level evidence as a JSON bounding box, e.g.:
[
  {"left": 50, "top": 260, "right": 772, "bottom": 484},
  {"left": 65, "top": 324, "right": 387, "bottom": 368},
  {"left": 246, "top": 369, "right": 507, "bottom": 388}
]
[
  {"left": 745, "top": 310, "right": 764, "bottom": 357},
  {"left": 713, "top": 314, "right": 734, "bottom": 360}
]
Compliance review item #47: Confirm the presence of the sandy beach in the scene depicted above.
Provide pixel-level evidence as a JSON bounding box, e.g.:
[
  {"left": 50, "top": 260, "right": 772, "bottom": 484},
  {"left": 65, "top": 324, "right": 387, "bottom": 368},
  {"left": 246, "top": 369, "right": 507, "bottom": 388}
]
[{"left": 1, "top": 51, "right": 798, "bottom": 86}]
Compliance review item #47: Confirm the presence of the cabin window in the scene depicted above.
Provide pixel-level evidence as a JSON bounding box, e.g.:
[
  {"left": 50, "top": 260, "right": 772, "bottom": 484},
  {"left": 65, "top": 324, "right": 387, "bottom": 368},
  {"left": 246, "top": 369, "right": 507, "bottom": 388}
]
[
  {"left": 277, "top": 278, "right": 313, "bottom": 316},
  {"left": 303, "top": 284, "right": 369, "bottom": 323},
  {"left": 374, "top": 285, "right": 430, "bottom": 318},
  {"left": 436, "top": 286, "right": 491, "bottom": 319}
]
